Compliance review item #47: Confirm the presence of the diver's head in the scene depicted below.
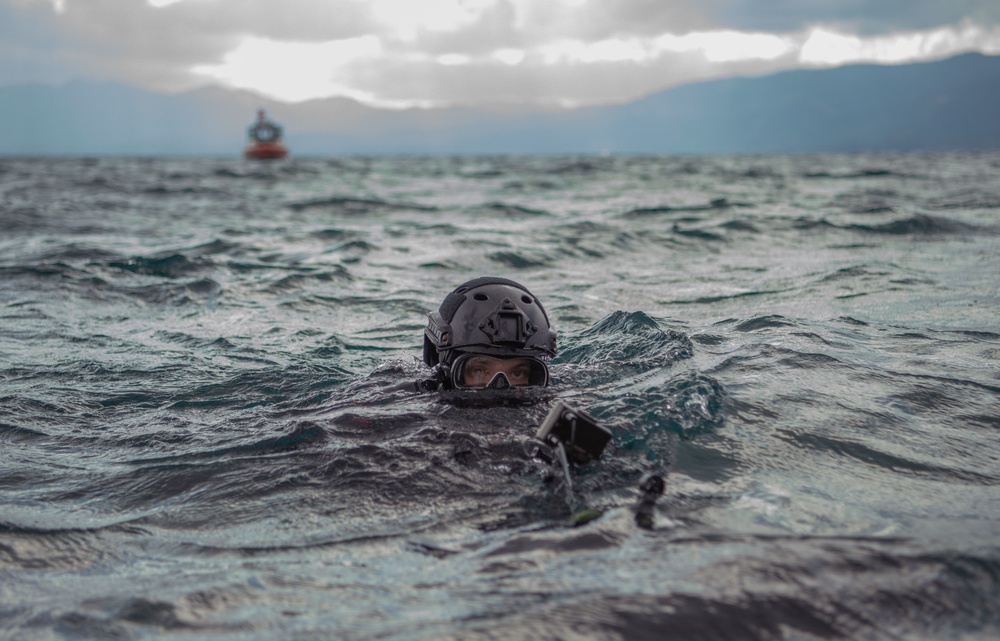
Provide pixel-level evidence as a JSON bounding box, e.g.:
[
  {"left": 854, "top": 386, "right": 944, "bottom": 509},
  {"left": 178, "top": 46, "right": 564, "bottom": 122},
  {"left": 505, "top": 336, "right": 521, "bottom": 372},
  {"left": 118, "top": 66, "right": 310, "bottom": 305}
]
[{"left": 424, "top": 277, "right": 556, "bottom": 390}]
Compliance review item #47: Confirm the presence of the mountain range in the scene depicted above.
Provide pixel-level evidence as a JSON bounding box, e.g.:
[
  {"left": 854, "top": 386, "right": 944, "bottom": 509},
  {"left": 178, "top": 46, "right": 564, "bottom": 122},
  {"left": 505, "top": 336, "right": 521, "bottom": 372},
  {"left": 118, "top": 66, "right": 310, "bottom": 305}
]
[{"left": 1, "top": 52, "right": 998, "bottom": 155}]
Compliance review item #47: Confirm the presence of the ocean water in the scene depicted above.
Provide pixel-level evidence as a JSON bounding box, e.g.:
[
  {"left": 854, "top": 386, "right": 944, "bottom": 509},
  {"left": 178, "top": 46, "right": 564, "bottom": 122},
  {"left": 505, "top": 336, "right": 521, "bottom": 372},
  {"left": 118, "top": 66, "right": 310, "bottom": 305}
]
[{"left": 1, "top": 153, "right": 999, "bottom": 640}]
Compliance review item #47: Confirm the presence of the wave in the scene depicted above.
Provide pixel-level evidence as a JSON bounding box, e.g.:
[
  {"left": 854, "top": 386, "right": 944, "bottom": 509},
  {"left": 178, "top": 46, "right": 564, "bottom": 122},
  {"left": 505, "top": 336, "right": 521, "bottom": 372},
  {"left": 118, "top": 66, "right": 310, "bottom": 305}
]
[
  {"left": 601, "top": 372, "right": 727, "bottom": 442},
  {"left": 556, "top": 311, "right": 694, "bottom": 370},
  {"left": 109, "top": 254, "right": 212, "bottom": 278},
  {"left": 832, "top": 188, "right": 901, "bottom": 214},
  {"left": 623, "top": 197, "right": 753, "bottom": 218},
  {"left": 791, "top": 213, "right": 983, "bottom": 236},
  {"left": 130, "top": 422, "right": 330, "bottom": 466},
  {"left": 732, "top": 315, "right": 796, "bottom": 332},
  {"left": 0, "top": 207, "right": 48, "bottom": 232},
  {"left": 13, "top": 244, "right": 120, "bottom": 263},
  {"left": 308, "top": 228, "right": 358, "bottom": 241},
  {"left": 265, "top": 267, "right": 353, "bottom": 292},
  {"left": 670, "top": 289, "right": 789, "bottom": 305},
  {"left": 121, "top": 278, "right": 223, "bottom": 306},
  {"left": 0, "top": 421, "right": 49, "bottom": 442},
  {"left": 487, "top": 251, "right": 550, "bottom": 269},
  {"left": 468, "top": 201, "right": 551, "bottom": 217},
  {"left": 502, "top": 179, "right": 560, "bottom": 191},
  {"left": 141, "top": 185, "right": 229, "bottom": 197},
  {"left": 803, "top": 168, "right": 905, "bottom": 179},
  {"left": 288, "top": 196, "right": 437, "bottom": 214},
  {"left": 782, "top": 430, "right": 999, "bottom": 484},
  {"left": 848, "top": 213, "right": 978, "bottom": 235},
  {"left": 479, "top": 545, "right": 1000, "bottom": 641},
  {"left": 925, "top": 189, "right": 1000, "bottom": 210},
  {"left": 542, "top": 158, "right": 612, "bottom": 175},
  {"left": 718, "top": 219, "right": 760, "bottom": 232}
]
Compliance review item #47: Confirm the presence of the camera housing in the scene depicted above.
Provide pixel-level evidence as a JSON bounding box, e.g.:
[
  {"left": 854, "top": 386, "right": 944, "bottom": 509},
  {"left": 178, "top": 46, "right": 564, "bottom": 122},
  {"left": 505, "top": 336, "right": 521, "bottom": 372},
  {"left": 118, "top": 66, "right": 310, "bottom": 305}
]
[{"left": 534, "top": 400, "right": 612, "bottom": 465}]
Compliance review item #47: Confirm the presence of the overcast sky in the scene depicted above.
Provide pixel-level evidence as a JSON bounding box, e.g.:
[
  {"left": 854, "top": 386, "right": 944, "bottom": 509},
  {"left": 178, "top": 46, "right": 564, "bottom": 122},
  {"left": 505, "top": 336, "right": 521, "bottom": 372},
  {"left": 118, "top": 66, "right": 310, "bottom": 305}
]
[{"left": 3, "top": 0, "right": 1000, "bottom": 108}]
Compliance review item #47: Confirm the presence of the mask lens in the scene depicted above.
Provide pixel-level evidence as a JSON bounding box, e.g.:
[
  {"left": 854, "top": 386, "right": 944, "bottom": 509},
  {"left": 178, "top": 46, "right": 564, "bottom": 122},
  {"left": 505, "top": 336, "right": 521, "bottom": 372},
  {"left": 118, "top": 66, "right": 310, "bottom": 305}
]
[{"left": 452, "top": 354, "right": 549, "bottom": 389}]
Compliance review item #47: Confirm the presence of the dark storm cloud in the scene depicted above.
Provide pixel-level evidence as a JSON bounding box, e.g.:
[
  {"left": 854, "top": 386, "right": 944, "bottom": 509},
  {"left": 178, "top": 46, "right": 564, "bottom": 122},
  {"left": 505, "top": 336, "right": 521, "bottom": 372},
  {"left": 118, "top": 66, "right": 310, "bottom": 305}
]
[
  {"left": 510, "top": 0, "right": 713, "bottom": 40},
  {"left": 50, "top": 0, "right": 373, "bottom": 58},
  {"left": 0, "top": 0, "right": 375, "bottom": 87},
  {"left": 1, "top": 0, "right": 998, "bottom": 105},
  {"left": 705, "top": 0, "right": 1000, "bottom": 34}
]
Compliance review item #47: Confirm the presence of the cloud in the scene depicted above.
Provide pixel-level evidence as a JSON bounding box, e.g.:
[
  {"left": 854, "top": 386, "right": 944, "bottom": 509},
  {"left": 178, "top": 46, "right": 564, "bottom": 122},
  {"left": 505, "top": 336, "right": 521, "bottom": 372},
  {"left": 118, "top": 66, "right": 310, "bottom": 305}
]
[
  {"left": 2, "top": 0, "right": 1000, "bottom": 106},
  {"left": 799, "top": 20, "right": 1000, "bottom": 66},
  {"left": 191, "top": 20, "right": 1000, "bottom": 107},
  {"left": 192, "top": 35, "right": 385, "bottom": 103}
]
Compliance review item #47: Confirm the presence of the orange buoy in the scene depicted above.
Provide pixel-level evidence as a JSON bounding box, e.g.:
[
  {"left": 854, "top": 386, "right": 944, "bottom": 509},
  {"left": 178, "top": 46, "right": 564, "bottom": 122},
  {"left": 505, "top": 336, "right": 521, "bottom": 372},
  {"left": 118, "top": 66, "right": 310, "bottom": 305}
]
[{"left": 244, "top": 109, "right": 288, "bottom": 160}]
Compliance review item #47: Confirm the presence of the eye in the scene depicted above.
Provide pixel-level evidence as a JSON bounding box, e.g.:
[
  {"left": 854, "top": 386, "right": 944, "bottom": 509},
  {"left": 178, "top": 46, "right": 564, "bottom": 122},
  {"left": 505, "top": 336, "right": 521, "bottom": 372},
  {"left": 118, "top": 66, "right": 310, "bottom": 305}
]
[{"left": 468, "top": 366, "right": 487, "bottom": 376}]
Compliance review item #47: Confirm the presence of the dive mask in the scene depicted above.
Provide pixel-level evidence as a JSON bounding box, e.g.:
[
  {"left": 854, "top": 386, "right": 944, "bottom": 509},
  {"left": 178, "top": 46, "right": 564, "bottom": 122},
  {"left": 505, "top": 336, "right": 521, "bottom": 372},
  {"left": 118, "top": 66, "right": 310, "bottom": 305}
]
[{"left": 449, "top": 353, "right": 550, "bottom": 389}]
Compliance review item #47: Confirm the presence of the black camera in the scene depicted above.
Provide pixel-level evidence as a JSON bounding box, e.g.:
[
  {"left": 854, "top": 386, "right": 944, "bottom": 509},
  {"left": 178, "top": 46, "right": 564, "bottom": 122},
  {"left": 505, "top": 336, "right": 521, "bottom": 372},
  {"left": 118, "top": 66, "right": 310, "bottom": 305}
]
[{"left": 534, "top": 400, "right": 612, "bottom": 465}]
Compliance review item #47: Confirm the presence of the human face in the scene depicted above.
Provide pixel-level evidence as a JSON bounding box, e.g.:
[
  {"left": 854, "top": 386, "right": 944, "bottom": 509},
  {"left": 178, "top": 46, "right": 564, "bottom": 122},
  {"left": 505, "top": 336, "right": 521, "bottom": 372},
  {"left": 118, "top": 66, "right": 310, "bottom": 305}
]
[{"left": 460, "top": 355, "right": 536, "bottom": 388}]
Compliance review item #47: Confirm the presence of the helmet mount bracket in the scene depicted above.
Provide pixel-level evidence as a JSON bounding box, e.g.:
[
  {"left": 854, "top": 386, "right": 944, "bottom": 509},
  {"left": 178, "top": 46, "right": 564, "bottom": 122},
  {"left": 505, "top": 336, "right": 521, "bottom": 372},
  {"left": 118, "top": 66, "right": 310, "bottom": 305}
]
[{"left": 478, "top": 298, "right": 535, "bottom": 344}]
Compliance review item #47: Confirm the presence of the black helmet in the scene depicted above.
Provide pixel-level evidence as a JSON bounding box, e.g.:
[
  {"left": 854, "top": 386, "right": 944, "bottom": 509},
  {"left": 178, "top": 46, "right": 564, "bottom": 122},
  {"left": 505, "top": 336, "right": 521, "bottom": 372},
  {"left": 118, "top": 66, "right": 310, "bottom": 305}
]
[{"left": 424, "top": 277, "right": 556, "bottom": 388}]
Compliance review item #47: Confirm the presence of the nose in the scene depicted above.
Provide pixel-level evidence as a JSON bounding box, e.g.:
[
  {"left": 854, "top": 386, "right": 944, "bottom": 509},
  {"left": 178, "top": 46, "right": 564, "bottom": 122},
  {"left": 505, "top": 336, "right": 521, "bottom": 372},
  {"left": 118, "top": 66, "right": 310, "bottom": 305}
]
[{"left": 487, "top": 373, "right": 511, "bottom": 389}]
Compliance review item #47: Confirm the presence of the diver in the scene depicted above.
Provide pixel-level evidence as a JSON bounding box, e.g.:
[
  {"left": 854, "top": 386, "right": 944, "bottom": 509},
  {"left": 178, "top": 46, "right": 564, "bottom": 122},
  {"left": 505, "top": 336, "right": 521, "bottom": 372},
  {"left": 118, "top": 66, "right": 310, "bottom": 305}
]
[
  {"left": 408, "top": 275, "right": 665, "bottom": 526},
  {"left": 414, "top": 276, "right": 556, "bottom": 392}
]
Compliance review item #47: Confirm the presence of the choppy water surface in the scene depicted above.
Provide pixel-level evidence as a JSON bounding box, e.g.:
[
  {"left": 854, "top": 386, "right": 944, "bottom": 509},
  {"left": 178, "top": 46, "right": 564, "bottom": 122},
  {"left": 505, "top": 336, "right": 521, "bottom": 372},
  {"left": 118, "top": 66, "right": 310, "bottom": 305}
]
[{"left": 2, "top": 153, "right": 999, "bottom": 640}]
